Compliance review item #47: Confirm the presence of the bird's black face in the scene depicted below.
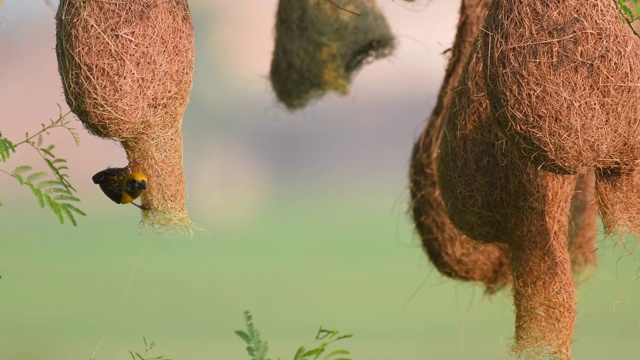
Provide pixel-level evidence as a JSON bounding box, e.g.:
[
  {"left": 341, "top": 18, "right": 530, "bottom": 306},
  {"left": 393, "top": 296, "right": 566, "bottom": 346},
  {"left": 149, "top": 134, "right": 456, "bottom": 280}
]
[{"left": 125, "top": 178, "right": 147, "bottom": 195}]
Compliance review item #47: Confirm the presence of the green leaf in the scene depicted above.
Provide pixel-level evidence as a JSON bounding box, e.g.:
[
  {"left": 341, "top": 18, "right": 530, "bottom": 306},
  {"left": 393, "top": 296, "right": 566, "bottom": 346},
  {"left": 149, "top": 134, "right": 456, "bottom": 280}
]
[
  {"left": 294, "top": 346, "right": 307, "bottom": 360},
  {"left": 40, "top": 144, "right": 55, "bottom": 158},
  {"left": 45, "top": 187, "right": 73, "bottom": 195},
  {"left": 26, "top": 171, "right": 47, "bottom": 184},
  {"left": 622, "top": 4, "right": 634, "bottom": 19},
  {"left": 302, "top": 348, "right": 324, "bottom": 357},
  {"left": 235, "top": 330, "right": 251, "bottom": 344},
  {"left": 27, "top": 183, "right": 44, "bottom": 208},
  {"left": 317, "top": 328, "right": 335, "bottom": 339},
  {"left": 37, "top": 179, "right": 65, "bottom": 189},
  {"left": 52, "top": 194, "right": 81, "bottom": 202},
  {"left": 36, "top": 133, "right": 43, "bottom": 147},
  {"left": 325, "top": 349, "right": 350, "bottom": 359},
  {"left": 14, "top": 174, "right": 24, "bottom": 185},
  {"left": 45, "top": 194, "right": 64, "bottom": 224},
  {"left": 12, "top": 165, "right": 32, "bottom": 175},
  {"left": 247, "top": 346, "right": 256, "bottom": 357},
  {"left": 0, "top": 138, "right": 16, "bottom": 162},
  {"left": 43, "top": 158, "right": 76, "bottom": 192},
  {"left": 62, "top": 203, "right": 86, "bottom": 216},
  {"left": 60, "top": 205, "right": 77, "bottom": 226}
]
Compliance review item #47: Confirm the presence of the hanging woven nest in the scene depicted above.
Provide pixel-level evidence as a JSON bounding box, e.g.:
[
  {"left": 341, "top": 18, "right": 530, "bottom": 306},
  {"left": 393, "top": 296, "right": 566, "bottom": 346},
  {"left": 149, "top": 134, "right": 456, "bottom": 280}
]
[
  {"left": 55, "top": 0, "right": 195, "bottom": 231},
  {"left": 437, "top": 37, "right": 577, "bottom": 359},
  {"left": 409, "top": 0, "right": 512, "bottom": 293},
  {"left": 270, "top": 0, "right": 395, "bottom": 110}
]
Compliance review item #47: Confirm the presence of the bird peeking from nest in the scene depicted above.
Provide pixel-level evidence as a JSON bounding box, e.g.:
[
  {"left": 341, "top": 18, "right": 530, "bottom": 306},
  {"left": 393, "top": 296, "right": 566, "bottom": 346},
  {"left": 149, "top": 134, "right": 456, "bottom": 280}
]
[{"left": 92, "top": 164, "right": 150, "bottom": 210}]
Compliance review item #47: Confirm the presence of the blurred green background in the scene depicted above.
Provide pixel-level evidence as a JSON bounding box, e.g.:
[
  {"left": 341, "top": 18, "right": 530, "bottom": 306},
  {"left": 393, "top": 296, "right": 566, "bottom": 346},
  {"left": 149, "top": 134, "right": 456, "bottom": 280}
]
[{"left": 1, "top": 1, "right": 639, "bottom": 359}]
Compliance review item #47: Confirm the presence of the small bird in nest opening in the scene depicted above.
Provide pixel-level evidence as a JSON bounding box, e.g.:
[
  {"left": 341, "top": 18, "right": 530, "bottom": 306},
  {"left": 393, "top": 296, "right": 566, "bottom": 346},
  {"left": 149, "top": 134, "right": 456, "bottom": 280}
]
[{"left": 92, "top": 165, "right": 149, "bottom": 210}]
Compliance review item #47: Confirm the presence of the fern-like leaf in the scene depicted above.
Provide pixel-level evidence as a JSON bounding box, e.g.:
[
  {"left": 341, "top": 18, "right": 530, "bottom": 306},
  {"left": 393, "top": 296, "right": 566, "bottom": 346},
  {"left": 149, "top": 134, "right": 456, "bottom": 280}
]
[
  {"left": 44, "top": 194, "right": 64, "bottom": 224},
  {"left": 62, "top": 202, "right": 85, "bottom": 216},
  {"left": 26, "top": 171, "right": 47, "bottom": 184},
  {"left": 235, "top": 330, "right": 252, "bottom": 345},
  {"left": 236, "top": 311, "right": 271, "bottom": 360},
  {"left": 40, "top": 144, "right": 55, "bottom": 158},
  {"left": 12, "top": 165, "right": 32, "bottom": 174},
  {"left": 26, "top": 182, "right": 45, "bottom": 208},
  {"left": 1, "top": 109, "right": 85, "bottom": 226},
  {"left": 0, "top": 137, "right": 15, "bottom": 162},
  {"left": 60, "top": 206, "right": 77, "bottom": 226},
  {"left": 325, "top": 349, "right": 350, "bottom": 360}
]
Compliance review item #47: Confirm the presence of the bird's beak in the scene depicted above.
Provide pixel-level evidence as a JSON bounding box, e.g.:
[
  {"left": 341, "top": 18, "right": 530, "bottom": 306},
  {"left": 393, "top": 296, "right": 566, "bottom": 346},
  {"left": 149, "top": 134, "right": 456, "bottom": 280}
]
[{"left": 139, "top": 180, "right": 148, "bottom": 190}]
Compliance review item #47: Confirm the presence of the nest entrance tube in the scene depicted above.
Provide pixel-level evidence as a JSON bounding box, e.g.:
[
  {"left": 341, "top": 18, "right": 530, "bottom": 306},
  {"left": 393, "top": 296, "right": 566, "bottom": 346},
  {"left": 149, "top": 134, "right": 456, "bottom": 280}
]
[
  {"left": 124, "top": 124, "right": 190, "bottom": 230},
  {"left": 55, "top": 0, "right": 195, "bottom": 231}
]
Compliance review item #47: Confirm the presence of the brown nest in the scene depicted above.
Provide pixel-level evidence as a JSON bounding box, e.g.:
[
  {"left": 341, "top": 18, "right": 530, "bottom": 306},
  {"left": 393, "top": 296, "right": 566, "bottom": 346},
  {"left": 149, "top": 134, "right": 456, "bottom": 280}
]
[
  {"left": 409, "top": 0, "right": 512, "bottom": 293},
  {"left": 411, "top": 1, "right": 605, "bottom": 358},
  {"left": 56, "top": 0, "right": 195, "bottom": 231},
  {"left": 596, "top": 168, "right": 640, "bottom": 234},
  {"left": 270, "top": 0, "right": 395, "bottom": 110},
  {"left": 481, "top": 0, "right": 640, "bottom": 175}
]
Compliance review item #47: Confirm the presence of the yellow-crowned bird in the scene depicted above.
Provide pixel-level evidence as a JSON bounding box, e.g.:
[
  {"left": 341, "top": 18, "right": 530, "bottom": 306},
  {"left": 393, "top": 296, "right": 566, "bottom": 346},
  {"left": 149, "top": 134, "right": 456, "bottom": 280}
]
[{"left": 92, "top": 166, "right": 149, "bottom": 209}]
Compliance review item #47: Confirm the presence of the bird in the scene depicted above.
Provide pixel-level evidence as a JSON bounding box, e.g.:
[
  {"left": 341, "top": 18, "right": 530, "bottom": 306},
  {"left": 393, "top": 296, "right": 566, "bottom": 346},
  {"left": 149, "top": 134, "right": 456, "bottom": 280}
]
[{"left": 92, "top": 165, "right": 149, "bottom": 210}]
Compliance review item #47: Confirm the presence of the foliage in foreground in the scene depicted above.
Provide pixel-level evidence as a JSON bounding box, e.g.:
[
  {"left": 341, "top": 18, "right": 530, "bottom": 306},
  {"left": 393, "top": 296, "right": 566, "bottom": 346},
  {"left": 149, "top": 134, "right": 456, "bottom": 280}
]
[
  {"left": 92, "top": 311, "right": 353, "bottom": 360},
  {"left": 0, "top": 107, "right": 85, "bottom": 225},
  {"left": 235, "top": 310, "right": 353, "bottom": 360},
  {"left": 128, "top": 338, "right": 172, "bottom": 360},
  {"left": 620, "top": 0, "right": 640, "bottom": 24}
]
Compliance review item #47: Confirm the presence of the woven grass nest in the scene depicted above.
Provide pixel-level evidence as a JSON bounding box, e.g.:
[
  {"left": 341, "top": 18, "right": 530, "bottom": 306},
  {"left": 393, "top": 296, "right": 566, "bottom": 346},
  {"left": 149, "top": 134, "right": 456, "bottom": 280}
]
[
  {"left": 438, "top": 40, "right": 580, "bottom": 359},
  {"left": 270, "top": 0, "right": 395, "bottom": 110},
  {"left": 410, "top": 1, "right": 600, "bottom": 358},
  {"left": 409, "top": 0, "right": 512, "bottom": 294},
  {"left": 481, "top": 0, "right": 640, "bottom": 175},
  {"left": 56, "top": 0, "right": 195, "bottom": 232}
]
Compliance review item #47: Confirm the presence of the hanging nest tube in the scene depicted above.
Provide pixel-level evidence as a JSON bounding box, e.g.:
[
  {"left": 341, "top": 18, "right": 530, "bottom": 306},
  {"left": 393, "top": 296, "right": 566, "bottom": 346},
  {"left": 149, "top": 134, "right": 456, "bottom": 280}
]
[
  {"left": 55, "top": 0, "right": 195, "bottom": 231},
  {"left": 437, "top": 38, "right": 577, "bottom": 359}
]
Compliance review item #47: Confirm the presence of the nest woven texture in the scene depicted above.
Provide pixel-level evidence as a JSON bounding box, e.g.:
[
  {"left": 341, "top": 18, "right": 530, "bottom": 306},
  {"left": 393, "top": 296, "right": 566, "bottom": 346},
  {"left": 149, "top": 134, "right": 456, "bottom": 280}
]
[
  {"left": 56, "top": 0, "right": 194, "bottom": 140},
  {"left": 270, "top": 0, "right": 395, "bottom": 110},
  {"left": 409, "top": 0, "right": 512, "bottom": 293},
  {"left": 410, "top": 1, "right": 609, "bottom": 357},
  {"left": 436, "top": 40, "right": 577, "bottom": 358},
  {"left": 481, "top": 0, "right": 640, "bottom": 175},
  {"left": 56, "top": 0, "right": 195, "bottom": 230}
]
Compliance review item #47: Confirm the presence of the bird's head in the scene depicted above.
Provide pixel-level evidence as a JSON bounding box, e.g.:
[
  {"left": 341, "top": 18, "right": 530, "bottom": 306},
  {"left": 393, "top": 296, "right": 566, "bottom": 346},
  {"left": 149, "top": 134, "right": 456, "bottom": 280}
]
[{"left": 124, "top": 172, "right": 149, "bottom": 200}]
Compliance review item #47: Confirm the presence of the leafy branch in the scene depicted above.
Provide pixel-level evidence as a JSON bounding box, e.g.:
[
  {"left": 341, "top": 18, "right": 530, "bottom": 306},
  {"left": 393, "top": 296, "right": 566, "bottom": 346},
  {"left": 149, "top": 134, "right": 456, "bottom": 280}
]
[
  {"left": 235, "top": 311, "right": 353, "bottom": 360},
  {"left": 0, "top": 106, "right": 85, "bottom": 225},
  {"left": 293, "top": 328, "right": 353, "bottom": 360},
  {"left": 128, "top": 338, "right": 172, "bottom": 360},
  {"left": 235, "top": 310, "right": 271, "bottom": 360},
  {"left": 619, "top": 0, "right": 640, "bottom": 30}
]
